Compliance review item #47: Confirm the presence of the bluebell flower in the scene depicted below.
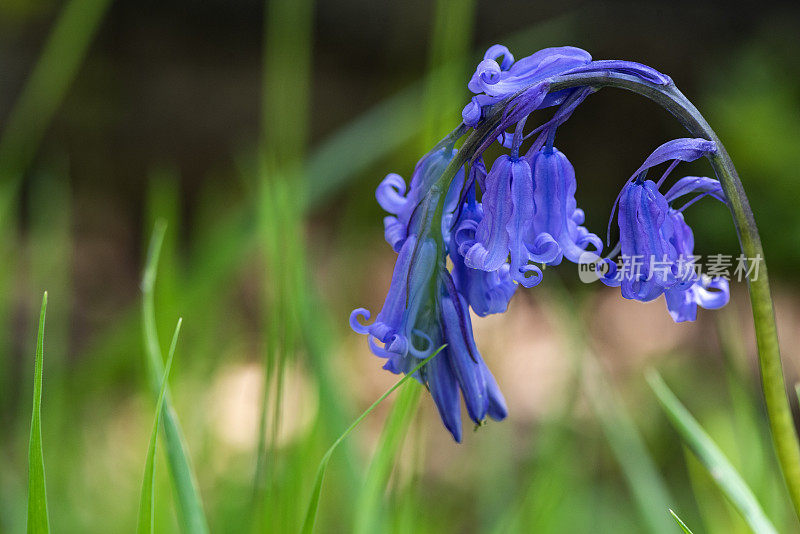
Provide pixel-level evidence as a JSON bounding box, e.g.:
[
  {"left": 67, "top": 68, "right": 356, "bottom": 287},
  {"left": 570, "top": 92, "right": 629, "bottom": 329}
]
[
  {"left": 376, "top": 147, "right": 464, "bottom": 252},
  {"left": 526, "top": 144, "right": 603, "bottom": 264},
  {"left": 603, "top": 138, "right": 730, "bottom": 320},
  {"left": 663, "top": 208, "right": 729, "bottom": 322},
  {"left": 459, "top": 127, "right": 602, "bottom": 282},
  {"left": 605, "top": 178, "right": 683, "bottom": 301},
  {"left": 350, "top": 236, "right": 508, "bottom": 443},
  {"left": 425, "top": 271, "right": 508, "bottom": 442},
  {"left": 350, "top": 234, "right": 439, "bottom": 372},
  {"left": 355, "top": 45, "right": 729, "bottom": 441},
  {"left": 460, "top": 153, "right": 550, "bottom": 287},
  {"left": 354, "top": 166, "right": 508, "bottom": 442},
  {"left": 463, "top": 46, "right": 591, "bottom": 127},
  {"left": 463, "top": 44, "right": 672, "bottom": 130},
  {"left": 449, "top": 182, "right": 517, "bottom": 316}
]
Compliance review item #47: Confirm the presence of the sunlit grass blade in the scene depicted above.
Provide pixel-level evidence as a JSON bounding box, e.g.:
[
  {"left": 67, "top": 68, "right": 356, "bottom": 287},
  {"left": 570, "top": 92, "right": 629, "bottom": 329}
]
[
  {"left": 647, "top": 369, "right": 778, "bottom": 534},
  {"left": 137, "top": 319, "right": 182, "bottom": 534},
  {"left": 142, "top": 223, "right": 209, "bottom": 534},
  {"left": 301, "top": 347, "right": 445, "bottom": 534},
  {"left": 27, "top": 292, "right": 50, "bottom": 534},
  {"left": 669, "top": 509, "right": 695, "bottom": 534},
  {"left": 683, "top": 448, "right": 742, "bottom": 532}
]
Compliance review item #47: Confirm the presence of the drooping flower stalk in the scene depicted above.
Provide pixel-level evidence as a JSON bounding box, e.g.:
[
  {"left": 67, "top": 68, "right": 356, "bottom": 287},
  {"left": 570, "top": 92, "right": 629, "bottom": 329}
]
[
  {"left": 351, "top": 45, "right": 800, "bottom": 518},
  {"left": 545, "top": 71, "right": 800, "bottom": 519},
  {"left": 419, "top": 66, "right": 800, "bottom": 518}
]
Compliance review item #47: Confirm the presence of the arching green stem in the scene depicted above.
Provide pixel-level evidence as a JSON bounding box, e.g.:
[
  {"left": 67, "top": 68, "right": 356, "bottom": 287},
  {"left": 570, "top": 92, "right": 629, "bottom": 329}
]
[{"left": 431, "top": 71, "right": 800, "bottom": 520}]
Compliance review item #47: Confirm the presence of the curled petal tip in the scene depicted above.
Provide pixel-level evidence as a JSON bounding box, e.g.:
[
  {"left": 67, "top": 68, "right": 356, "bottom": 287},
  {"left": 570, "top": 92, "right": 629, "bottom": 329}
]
[
  {"left": 349, "top": 308, "right": 372, "bottom": 334},
  {"left": 476, "top": 59, "right": 502, "bottom": 85},
  {"left": 512, "top": 263, "right": 544, "bottom": 288},
  {"left": 375, "top": 173, "right": 408, "bottom": 214},
  {"left": 483, "top": 44, "right": 514, "bottom": 69}
]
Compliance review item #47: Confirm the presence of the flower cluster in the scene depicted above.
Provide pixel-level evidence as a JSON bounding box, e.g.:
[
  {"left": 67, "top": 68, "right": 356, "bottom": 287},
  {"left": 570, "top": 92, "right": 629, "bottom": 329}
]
[
  {"left": 600, "top": 138, "right": 730, "bottom": 321},
  {"left": 351, "top": 45, "right": 730, "bottom": 441}
]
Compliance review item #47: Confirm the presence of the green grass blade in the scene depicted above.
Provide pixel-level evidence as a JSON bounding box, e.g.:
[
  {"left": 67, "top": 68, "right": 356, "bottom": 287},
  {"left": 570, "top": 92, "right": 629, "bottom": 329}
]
[
  {"left": 669, "top": 509, "right": 695, "bottom": 534},
  {"left": 647, "top": 369, "right": 778, "bottom": 534},
  {"left": 137, "top": 319, "right": 182, "bottom": 534},
  {"left": 353, "top": 382, "right": 423, "bottom": 534},
  {"left": 142, "top": 223, "right": 209, "bottom": 534},
  {"left": 0, "top": 0, "right": 113, "bottom": 223},
  {"left": 27, "top": 292, "right": 50, "bottom": 534},
  {"left": 252, "top": 0, "right": 314, "bottom": 526},
  {"left": 301, "top": 346, "right": 445, "bottom": 534}
]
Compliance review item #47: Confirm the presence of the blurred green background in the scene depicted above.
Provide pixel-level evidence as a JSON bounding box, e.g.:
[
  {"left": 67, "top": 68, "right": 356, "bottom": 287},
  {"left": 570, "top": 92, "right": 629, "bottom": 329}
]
[{"left": 2, "top": 0, "right": 800, "bottom": 532}]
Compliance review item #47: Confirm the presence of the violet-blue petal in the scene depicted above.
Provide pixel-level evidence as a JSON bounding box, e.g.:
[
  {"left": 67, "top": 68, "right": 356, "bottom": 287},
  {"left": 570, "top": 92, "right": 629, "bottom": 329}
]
[
  {"left": 350, "top": 235, "right": 439, "bottom": 374},
  {"left": 426, "top": 348, "right": 463, "bottom": 442},
  {"left": 462, "top": 94, "right": 496, "bottom": 127},
  {"left": 441, "top": 164, "right": 467, "bottom": 243},
  {"left": 666, "top": 210, "right": 698, "bottom": 289},
  {"left": 507, "top": 156, "right": 540, "bottom": 286},
  {"left": 397, "top": 238, "right": 439, "bottom": 354},
  {"left": 375, "top": 173, "right": 408, "bottom": 214},
  {"left": 379, "top": 147, "right": 461, "bottom": 251},
  {"left": 664, "top": 176, "right": 726, "bottom": 204},
  {"left": 444, "top": 165, "right": 466, "bottom": 214},
  {"left": 483, "top": 44, "right": 514, "bottom": 69},
  {"left": 439, "top": 272, "right": 489, "bottom": 423},
  {"left": 470, "top": 59, "right": 503, "bottom": 88},
  {"left": 471, "top": 46, "right": 591, "bottom": 98},
  {"left": 349, "top": 233, "right": 418, "bottom": 344},
  {"left": 450, "top": 187, "right": 517, "bottom": 316},
  {"left": 694, "top": 277, "right": 730, "bottom": 309},
  {"left": 382, "top": 216, "right": 406, "bottom": 251},
  {"left": 462, "top": 98, "right": 483, "bottom": 127},
  {"left": 463, "top": 156, "right": 514, "bottom": 271},
  {"left": 665, "top": 276, "right": 730, "bottom": 323},
  {"left": 615, "top": 180, "right": 677, "bottom": 301},
  {"left": 481, "top": 363, "right": 508, "bottom": 421},
  {"left": 664, "top": 285, "right": 699, "bottom": 322},
  {"left": 662, "top": 208, "right": 729, "bottom": 322},
  {"left": 633, "top": 138, "right": 717, "bottom": 177}
]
